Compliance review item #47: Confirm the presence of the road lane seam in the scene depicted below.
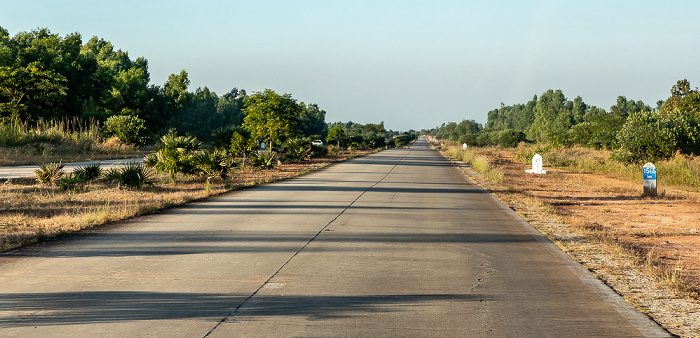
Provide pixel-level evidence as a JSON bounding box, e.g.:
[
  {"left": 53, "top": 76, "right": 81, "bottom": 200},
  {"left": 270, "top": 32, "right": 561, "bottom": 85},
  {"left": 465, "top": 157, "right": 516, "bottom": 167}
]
[{"left": 202, "top": 147, "right": 413, "bottom": 337}]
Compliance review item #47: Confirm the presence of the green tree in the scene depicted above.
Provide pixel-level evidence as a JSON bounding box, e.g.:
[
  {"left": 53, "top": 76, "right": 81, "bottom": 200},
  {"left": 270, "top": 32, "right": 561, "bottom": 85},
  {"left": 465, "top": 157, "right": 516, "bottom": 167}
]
[
  {"left": 243, "top": 89, "right": 302, "bottom": 150},
  {"left": 229, "top": 131, "right": 257, "bottom": 167},
  {"left": 0, "top": 62, "right": 67, "bottom": 121},
  {"left": 616, "top": 109, "right": 700, "bottom": 163},
  {"left": 662, "top": 79, "right": 700, "bottom": 117},
  {"left": 299, "top": 102, "right": 327, "bottom": 137},
  {"left": 326, "top": 125, "right": 347, "bottom": 147}
]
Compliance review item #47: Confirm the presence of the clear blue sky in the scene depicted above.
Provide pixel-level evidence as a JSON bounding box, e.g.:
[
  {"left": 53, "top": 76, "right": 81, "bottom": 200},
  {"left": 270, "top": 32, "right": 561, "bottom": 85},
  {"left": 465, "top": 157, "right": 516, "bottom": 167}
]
[{"left": 3, "top": 0, "right": 700, "bottom": 131}]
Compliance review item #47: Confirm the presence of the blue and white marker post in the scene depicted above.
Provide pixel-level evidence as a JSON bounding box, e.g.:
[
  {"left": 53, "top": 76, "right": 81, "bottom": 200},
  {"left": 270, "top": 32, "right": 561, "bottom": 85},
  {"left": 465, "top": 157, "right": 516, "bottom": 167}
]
[{"left": 643, "top": 162, "right": 657, "bottom": 197}]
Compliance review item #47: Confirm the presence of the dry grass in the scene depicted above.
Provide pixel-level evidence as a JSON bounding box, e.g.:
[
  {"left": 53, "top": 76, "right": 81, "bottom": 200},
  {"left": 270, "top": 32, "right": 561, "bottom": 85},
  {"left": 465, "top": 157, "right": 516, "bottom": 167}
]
[
  {"left": 448, "top": 148, "right": 504, "bottom": 183},
  {"left": 0, "top": 150, "right": 375, "bottom": 251}
]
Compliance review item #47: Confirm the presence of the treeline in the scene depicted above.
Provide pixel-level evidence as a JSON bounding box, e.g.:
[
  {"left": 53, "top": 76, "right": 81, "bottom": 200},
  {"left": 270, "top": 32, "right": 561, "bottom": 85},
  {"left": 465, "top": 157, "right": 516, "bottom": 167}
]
[
  {"left": 0, "top": 27, "right": 329, "bottom": 146},
  {"left": 325, "top": 121, "right": 417, "bottom": 149},
  {"left": 427, "top": 80, "right": 700, "bottom": 163}
]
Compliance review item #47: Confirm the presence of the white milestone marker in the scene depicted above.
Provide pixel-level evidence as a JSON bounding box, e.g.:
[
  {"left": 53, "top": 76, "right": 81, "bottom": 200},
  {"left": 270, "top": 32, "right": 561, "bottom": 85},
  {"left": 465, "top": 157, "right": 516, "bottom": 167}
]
[
  {"left": 525, "top": 154, "right": 549, "bottom": 174},
  {"left": 643, "top": 162, "right": 657, "bottom": 197}
]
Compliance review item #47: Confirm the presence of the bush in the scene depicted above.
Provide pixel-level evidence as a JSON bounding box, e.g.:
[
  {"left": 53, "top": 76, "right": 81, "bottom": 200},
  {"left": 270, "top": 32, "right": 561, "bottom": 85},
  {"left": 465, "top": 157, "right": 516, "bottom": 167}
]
[
  {"left": 104, "top": 162, "right": 155, "bottom": 190},
  {"left": 458, "top": 133, "right": 479, "bottom": 147},
  {"left": 497, "top": 129, "right": 526, "bottom": 148},
  {"left": 58, "top": 172, "right": 86, "bottom": 192},
  {"left": 211, "top": 125, "right": 246, "bottom": 149},
  {"left": 251, "top": 151, "right": 277, "bottom": 169},
  {"left": 35, "top": 162, "right": 65, "bottom": 185},
  {"left": 196, "top": 149, "right": 236, "bottom": 180},
  {"left": 145, "top": 130, "right": 202, "bottom": 182},
  {"left": 103, "top": 115, "right": 149, "bottom": 147},
  {"left": 73, "top": 162, "right": 102, "bottom": 182},
  {"left": 363, "top": 136, "right": 386, "bottom": 149},
  {"left": 283, "top": 138, "right": 313, "bottom": 161},
  {"left": 616, "top": 109, "right": 700, "bottom": 163}
]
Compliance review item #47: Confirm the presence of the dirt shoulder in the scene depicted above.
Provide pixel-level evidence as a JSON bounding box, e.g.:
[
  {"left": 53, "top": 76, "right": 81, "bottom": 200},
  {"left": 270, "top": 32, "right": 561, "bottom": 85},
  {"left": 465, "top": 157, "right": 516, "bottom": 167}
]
[{"left": 442, "top": 147, "right": 700, "bottom": 337}]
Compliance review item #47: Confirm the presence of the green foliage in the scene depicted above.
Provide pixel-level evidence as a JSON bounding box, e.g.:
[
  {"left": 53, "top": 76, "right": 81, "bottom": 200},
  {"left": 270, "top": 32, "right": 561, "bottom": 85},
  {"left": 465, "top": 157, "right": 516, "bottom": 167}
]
[
  {"left": 251, "top": 151, "right": 278, "bottom": 169},
  {"left": 102, "top": 115, "right": 148, "bottom": 147},
  {"left": 497, "top": 129, "right": 526, "bottom": 148},
  {"left": 326, "top": 125, "right": 347, "bottom": 147},
  {"left": 104, "top": 162, "right": 155, "bottom": 190},
  {"left": 0, "top": 62, "right": 68, "bottom": 122},
  {"left": 228, "top": 130, "right": 258, "bottom": 169},
  {"left": 145, "top": 130, "right": 202, "bottom": 182},
  {"left": 299, "top": 103, "right": 327, "bottom": 137},
  {"left": 388, "top": 132, "right": 418, "bottom": 148},
  {"left": 73, "top": 162, "right": 102, "bottom": 182},
  {"left": 616, "top": 109, "right": 700, "bottom": 163},
  {"left": 282, "top": 138, "right": 313, "bottom": 161},
  {"left": 34, "top": 162, "right": 65, "bottom": 185},
  {"left": 662, "top": 79, "right": 700, "bottom": 116},
  {"left": 57, "top": 172, "right": 86, "bottom": 192},
  {"left": 211, "top": 125, "right": 240, "bottom": 149},
  {"left": 196, "top": 148, "right": 236, "bottom": 180},
  {"left": 243, "top": 89, "right": 302, "bottom": 150},
  {"left": 363, "top": 136, "right": 386, "bottom": 149}
]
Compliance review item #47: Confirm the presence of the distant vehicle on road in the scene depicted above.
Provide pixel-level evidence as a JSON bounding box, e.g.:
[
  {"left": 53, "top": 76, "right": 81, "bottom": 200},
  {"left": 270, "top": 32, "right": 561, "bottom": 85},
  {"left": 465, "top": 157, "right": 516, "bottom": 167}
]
[{"left": 312, "top": 140, "right": 323, "bottom": 146}]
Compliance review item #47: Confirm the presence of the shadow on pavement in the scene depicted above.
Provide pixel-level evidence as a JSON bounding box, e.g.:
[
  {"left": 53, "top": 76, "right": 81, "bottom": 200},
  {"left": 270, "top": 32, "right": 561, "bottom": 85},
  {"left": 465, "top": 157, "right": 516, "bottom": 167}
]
[{"left": 0, "top": 291, "right": 484, "bottom": 327}]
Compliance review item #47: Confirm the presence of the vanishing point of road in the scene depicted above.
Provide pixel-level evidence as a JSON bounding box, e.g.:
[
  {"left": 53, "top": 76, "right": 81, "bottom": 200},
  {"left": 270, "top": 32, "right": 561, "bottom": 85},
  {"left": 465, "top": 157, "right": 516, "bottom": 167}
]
[{"left": 0, "top": 138, "right": 668, "bottom": 337}]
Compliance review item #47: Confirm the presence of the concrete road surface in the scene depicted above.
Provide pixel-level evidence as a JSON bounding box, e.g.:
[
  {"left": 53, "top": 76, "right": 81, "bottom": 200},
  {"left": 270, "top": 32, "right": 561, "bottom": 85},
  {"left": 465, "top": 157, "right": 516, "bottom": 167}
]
[
  {"left": 0, "top": 158, "right": 143, "bottom": 179},
  {"left": 0, "top": 138, "right": 668, "bottom": 337}
]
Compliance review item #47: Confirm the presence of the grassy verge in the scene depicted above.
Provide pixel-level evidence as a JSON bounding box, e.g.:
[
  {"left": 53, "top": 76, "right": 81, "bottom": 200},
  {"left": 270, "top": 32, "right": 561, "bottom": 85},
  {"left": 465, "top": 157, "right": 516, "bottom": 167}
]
[
  {"left": 447, "top": 148, "right": 504, "bottom": 183},
  {"left": 0, "top": 149, "right": 376, "bottom": 252},
  {"left": 514, "top": 143, "right": 700, "bottom": 191}
]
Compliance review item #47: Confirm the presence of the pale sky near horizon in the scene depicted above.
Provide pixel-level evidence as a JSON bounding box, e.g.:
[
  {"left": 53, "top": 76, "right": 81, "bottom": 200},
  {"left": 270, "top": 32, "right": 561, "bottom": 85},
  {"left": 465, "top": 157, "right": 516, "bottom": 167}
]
[{"left": 3, "top": 1, "right": 700, "bottom": 131}]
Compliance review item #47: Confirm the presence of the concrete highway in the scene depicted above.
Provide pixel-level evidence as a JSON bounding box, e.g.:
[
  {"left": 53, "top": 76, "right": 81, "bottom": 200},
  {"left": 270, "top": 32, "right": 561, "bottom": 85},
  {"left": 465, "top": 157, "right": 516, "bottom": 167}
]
[{"left": 0, "top": 138, "right": 668, "bottom": 337}]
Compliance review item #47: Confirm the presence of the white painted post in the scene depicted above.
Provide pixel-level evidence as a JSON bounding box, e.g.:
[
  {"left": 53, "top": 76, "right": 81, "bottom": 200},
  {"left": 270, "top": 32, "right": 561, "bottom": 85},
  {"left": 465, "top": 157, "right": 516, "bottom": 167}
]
[
  {"left": 525, "top": 154, "right": 548, "bottom": 174},
  {"left": 643, "top": 163, "right": 657, "bottom": 197}
]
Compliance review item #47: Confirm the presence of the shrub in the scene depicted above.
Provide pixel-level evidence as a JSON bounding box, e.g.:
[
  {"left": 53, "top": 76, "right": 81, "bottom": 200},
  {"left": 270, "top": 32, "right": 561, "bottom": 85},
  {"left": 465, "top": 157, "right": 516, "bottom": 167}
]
[
  {"left": 497, "top": 129, "right": 526, "bottom": 148},
  {"left": 196, "top": 149, "right": 236, "bottom": 180},
  {"left": 251, "top": 151, "right": 277, "bottom": 169},
  {"left": 103, "top": 115, "right": 149, "bottom": 147},
  {"left": 363, "top": 136, "right": 386, "bottom": 149},
  {"left": 35, "top": 162, "right": 65, "bottom": 185},
  {"left": 616, "top": 109, "right": 700, "bottom": 163},
  {"left": 73, "top": 163, "right": 102, "bottom": 182},
  {"left": 229, "top": 131, "right": 257, "bottom": 157},
  {"left": 104, "top": 162, "right": 155, "bottom": 190},
  {"left": 458, "top": 133, "right": 479, "bottom": 147},
  {"left": 211, "top": 125, "right": 245, "bottom": 149},
  {"left": 145, "top": 130, "right": 202, "bottom": 182},
  {"left": 58, "top": 172, "right": 86, "bottom": 192},
  {"left": 283, "top": 138, "right": 313, "bottom": 161}
]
